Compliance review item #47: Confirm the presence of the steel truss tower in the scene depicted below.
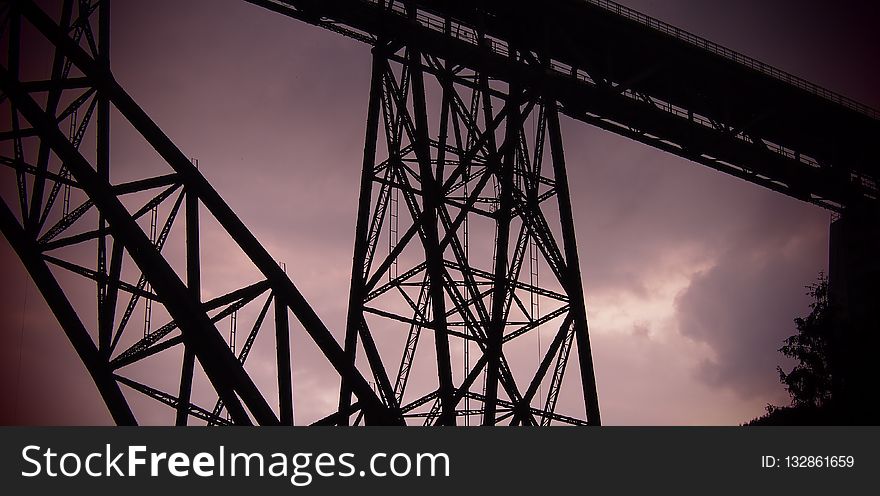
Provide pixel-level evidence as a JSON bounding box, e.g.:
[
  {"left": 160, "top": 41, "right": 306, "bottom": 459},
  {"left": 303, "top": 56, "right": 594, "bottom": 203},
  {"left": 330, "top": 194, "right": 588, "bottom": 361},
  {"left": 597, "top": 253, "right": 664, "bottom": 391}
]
[
  {"left": 339, "top": 44, "right": 600, "bottom": 426},
  {"left": 0, "top": 1, "right": 600, "bottom": 425},
  {"left": 0, "top": 0, "right": 397, "bottom": 426}
]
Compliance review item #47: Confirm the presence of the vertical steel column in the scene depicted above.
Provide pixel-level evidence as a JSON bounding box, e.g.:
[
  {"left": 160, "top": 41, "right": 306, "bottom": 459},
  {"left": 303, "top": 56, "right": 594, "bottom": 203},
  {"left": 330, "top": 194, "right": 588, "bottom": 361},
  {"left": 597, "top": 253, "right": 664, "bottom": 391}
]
[
  {"left": 339, "top": 48, "right": 386, "bottom": 425},
  {"left": 409, "top": 48, "right": 456, "bottom": 425},
  {"left": 8, "top": 3, "right": 26, "bottom": 220},
  {"left": 96, "top": 0, "right": 111, "bottom": 353},
  {"left": 276, "top": 296, "right": 293, "bottom": 425},
  {"left": 483, "top": 81, "right": 520, "bottom": 426},
  {"left": 176, "top": 185, "right": 200, "bottom": 425},
  {"left": 26, "top": 0, "right": 72, "bottom": 236},
  {"left": 546, "top": 104, "right": 601, "bottom": 425}
]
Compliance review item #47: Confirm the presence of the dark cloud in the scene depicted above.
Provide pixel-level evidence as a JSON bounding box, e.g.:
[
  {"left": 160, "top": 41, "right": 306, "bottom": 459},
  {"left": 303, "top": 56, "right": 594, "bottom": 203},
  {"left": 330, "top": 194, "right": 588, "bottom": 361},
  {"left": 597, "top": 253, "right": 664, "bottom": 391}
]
[{"left": 674, "top": 194, "right": 828, "bottom": 399}]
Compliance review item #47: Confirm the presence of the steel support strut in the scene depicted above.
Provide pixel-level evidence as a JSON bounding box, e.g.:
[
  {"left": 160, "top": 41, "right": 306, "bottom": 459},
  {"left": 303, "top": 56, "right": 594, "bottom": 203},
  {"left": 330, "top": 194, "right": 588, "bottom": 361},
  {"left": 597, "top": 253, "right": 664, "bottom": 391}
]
[
  {"left": 0, "top": 197, "right": 137, "bottom": 425},
  {"left": 0, "top": 64, "right": 272, "bottom": 425},
  {"left": 339, "top": 48, "right": 390, "bottom": 425},
  {"left": 3, "top": 0, "right": 399, "bottom": 425},
  {"left": 175, "top": 184, "right": 200, "bottom": 426},
  {"left": 483, "top": 78, "right": 520, "bottom": 426},
  {"left": 408, "top": 47, "right": 457, "bottom": 426},
  {"left": 546, "top": 104, "right": 601, "bottom": 425}
]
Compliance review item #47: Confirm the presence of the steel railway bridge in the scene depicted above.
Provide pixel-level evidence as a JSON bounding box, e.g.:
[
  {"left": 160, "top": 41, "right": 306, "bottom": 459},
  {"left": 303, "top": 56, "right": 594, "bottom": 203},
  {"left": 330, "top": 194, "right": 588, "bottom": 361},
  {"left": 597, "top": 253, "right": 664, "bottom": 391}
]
[{"left": 1, "top": 0, "right": 877, "bottom": 425}]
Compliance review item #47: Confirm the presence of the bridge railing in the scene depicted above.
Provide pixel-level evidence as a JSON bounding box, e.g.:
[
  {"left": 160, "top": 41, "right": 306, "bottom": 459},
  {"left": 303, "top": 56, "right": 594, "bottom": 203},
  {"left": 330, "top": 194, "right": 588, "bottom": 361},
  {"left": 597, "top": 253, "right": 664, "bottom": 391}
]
[
  {"left": 370, "top": 0, "right": 877, "bottom": 119},
  {"left": 583, "top": 0, "right": 879, "bottom": 120},
  {"left": 370, "top": 1, "right": 826, "bottom": 167}
]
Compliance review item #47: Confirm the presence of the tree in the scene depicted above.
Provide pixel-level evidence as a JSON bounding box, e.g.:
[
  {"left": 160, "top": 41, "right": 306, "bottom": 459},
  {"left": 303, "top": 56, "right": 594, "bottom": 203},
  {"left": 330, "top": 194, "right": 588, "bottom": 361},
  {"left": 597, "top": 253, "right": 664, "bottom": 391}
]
[
  {"left": 746, "top": 273, "right": 836, "bottom": 425},
  {"left": 777, "top": 273, "right": 833, "bottom": 409}
]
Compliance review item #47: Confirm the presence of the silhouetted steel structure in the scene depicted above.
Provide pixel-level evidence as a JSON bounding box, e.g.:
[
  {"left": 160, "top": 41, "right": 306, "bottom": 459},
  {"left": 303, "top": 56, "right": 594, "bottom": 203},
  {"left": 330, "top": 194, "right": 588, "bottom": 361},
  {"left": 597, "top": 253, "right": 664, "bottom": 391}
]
[{"left": 1, "top": 0, "right": 877, "bottom": 425}]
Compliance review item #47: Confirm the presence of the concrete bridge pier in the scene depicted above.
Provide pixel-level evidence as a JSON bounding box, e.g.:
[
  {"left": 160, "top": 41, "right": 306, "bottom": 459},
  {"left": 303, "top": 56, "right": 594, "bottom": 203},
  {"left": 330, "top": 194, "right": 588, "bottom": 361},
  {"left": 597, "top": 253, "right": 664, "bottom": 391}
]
[{"left": 829, "top": 206, "right": 880, "bottom": 424}]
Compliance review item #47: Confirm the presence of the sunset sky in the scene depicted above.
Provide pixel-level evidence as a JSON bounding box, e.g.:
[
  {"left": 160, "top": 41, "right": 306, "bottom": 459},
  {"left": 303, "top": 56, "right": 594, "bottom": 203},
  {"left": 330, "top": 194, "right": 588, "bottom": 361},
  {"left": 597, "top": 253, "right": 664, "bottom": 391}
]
[{"left": 1, "top": 0, "right": 877, "bottom": 425}]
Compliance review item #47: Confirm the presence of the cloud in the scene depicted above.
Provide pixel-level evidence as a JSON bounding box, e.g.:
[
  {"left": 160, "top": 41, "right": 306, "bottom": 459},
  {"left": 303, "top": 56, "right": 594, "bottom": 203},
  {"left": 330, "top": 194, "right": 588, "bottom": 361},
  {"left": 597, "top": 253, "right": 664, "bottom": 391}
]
[
  {"left": 673, "top": 195, "right": 828, "bottom": 399},
  {"left": 561, "top": 123, "right": 830, "bottom": 423}
]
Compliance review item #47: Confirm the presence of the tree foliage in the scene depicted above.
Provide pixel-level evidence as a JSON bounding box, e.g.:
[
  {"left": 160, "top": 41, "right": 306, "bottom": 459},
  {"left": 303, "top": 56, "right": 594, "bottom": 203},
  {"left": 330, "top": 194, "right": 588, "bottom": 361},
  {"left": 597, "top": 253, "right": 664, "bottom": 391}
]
[
  {"left": 747, "top": 273, "right": 837, "bottom": 425},
  {"left": 776, "top": 273, "right": 833, "bottom": 409}
]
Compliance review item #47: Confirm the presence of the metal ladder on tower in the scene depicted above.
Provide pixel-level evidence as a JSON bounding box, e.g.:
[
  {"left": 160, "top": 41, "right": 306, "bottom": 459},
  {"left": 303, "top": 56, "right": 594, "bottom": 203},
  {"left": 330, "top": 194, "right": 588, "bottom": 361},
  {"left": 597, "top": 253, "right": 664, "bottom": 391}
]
[{"left": 143, "top": 205, "right": 158, "bottom": 337}]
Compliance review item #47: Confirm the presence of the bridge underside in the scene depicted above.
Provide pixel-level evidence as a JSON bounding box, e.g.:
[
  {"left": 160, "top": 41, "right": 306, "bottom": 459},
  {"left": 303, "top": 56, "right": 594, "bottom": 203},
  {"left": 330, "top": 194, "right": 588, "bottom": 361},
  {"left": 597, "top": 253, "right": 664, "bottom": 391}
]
[{"left": 249, "top": 0, "right": 879, "bottom": 211}]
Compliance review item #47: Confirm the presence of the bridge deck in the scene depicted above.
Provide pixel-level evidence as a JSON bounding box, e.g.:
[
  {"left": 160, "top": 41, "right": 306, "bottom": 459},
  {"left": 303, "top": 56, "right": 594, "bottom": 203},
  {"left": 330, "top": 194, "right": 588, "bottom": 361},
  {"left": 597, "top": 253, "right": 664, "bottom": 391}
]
[{"left": 248, "top": 0, "right": 879, "bottom": 211}]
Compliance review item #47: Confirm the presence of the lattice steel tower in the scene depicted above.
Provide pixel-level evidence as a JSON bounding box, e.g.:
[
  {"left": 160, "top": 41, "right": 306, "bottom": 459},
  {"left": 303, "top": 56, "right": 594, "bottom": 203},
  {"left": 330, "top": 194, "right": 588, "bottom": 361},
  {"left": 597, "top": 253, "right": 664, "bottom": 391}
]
[{"left": 339, "top": 43, "right": 600, "bottom": 425}]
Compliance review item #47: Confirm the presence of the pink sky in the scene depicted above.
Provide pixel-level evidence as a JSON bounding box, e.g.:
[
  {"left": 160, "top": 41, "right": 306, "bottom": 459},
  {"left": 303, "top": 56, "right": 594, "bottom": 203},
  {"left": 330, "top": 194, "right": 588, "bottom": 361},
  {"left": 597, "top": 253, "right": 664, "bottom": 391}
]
[{"left": 1, "top": 0, "right": 877, "bottom": 425}]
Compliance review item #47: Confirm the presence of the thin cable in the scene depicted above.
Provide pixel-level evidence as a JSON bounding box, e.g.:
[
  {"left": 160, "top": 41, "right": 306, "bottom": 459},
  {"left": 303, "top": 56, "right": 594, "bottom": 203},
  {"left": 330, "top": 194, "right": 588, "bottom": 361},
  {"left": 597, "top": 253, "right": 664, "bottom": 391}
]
[{"left": 13, "top": 273, "right": 29, "bottom": 423}]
